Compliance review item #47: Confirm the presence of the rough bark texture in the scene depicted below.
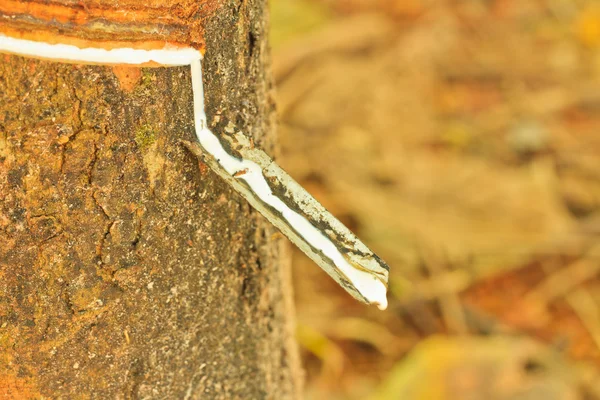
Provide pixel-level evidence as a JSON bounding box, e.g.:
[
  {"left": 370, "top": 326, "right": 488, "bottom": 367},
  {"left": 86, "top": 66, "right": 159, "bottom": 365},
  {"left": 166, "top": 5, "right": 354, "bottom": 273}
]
[{"left": 0, "top": 1, "right": 301, "bottom": 399}]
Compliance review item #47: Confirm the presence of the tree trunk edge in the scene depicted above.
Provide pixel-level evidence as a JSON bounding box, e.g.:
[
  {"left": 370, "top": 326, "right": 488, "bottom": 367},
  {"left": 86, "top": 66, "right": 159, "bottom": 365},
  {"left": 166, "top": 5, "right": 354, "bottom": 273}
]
[{"left": 0, "top": 0, "right": 302, "bottom": 398}]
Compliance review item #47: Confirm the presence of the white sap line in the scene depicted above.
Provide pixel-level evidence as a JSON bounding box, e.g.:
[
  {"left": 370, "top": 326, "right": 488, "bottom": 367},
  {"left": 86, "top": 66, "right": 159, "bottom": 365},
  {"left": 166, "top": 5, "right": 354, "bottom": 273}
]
[
  {"left": 190, "top": 60, "right": 387, "bottom": 310},
  {"left": 0, "top": 34, "right": 200, "bottom": 66},
  {"left": 0, "top": 34, "right": 388, "bottom": 310}
]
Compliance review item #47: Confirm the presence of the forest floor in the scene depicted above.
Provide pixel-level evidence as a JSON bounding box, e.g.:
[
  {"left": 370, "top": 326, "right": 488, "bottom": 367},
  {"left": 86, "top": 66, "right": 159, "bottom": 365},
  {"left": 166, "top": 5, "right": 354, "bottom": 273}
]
[{"left": 271, "top": 1, "right": 600, "bottom": 399}]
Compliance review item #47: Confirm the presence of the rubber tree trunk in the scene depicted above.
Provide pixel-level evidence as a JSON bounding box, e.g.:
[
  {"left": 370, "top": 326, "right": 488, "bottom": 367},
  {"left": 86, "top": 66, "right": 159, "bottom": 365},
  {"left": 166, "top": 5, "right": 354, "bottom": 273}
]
[{"left": 0, "top": 1, "right": 301, "bottom": 398}]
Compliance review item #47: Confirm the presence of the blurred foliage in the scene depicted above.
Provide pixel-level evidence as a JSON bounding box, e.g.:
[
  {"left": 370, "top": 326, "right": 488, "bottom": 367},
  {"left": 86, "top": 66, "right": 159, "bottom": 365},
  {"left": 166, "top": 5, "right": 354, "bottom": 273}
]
[
  {"left": 270, "top": 0, "right": 330, "bottom": 50},
  {"left": 577, "top": 3, "right": 600, "bottom": 48},
  {"left": 271, "top": 0, "right": 600, "bottom": 399},
  {"left": 372, "top": 336, "right": 580, "bottom": 400}
]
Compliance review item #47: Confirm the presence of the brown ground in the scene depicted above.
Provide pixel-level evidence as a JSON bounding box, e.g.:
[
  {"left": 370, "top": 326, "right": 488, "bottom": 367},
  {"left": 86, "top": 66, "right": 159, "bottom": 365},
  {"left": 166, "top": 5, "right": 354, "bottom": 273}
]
[{"left": 271, "top": 1, "right": 600, "bottom": 399}]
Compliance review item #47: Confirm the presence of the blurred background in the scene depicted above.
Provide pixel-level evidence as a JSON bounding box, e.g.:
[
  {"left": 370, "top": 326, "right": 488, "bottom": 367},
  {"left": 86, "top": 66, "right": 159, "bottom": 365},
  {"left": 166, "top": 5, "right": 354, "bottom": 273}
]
[{"left": 270, "top": 0, "right": 600, "bottom": 399}]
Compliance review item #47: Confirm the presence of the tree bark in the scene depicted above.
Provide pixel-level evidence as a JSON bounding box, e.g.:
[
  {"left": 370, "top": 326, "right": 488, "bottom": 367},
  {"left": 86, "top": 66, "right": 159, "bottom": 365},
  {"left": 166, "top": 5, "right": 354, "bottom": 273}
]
[{"left": 0, "top": 1, "right": 301, "bottom": 399}]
